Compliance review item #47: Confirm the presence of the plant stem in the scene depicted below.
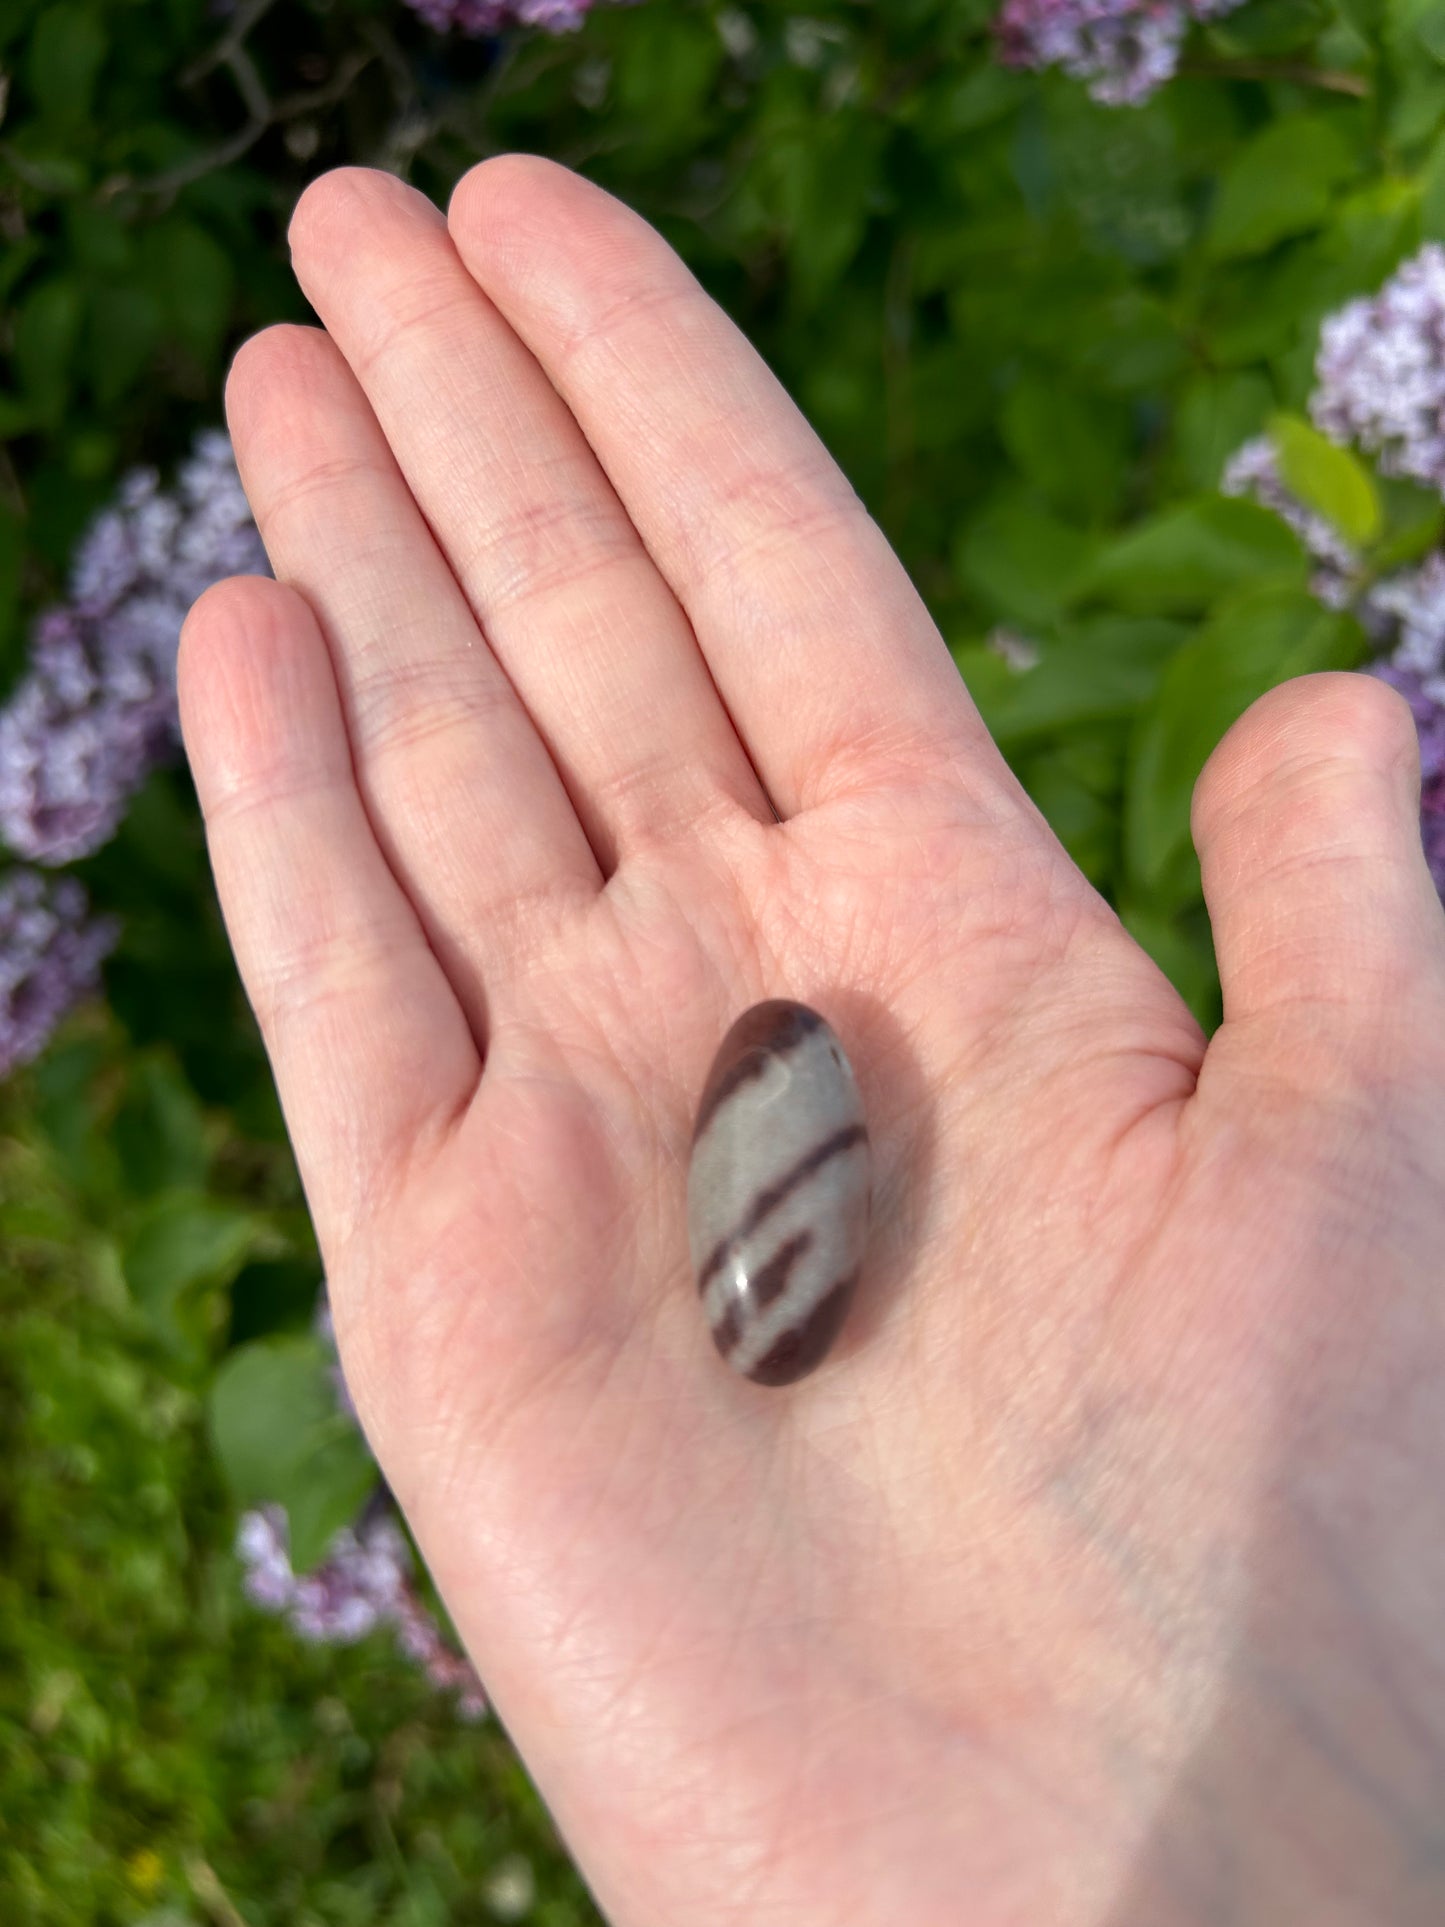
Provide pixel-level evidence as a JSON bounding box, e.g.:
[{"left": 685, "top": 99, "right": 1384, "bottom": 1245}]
[{"left": 1179, "top": 56, "right": 1371, "bottom": 96}]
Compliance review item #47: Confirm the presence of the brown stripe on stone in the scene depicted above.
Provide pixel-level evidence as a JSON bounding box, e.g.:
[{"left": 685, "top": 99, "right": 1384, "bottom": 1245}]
[
  {"left": 745, "top": 1273, "right": 859, "bottom": 1388},
  {"left": 706, "top": 1233, "right": 812, "bottom": 1362},
  {"left": 697, "top": 1123, "right": 867, "bottom": 1294},
  {"left": 702, "top": 1225, "right": 813, "bottom": 1327},
  {"left": 710, "top": 1296, "right": 744, "bottom": 1358},
  {"left": 744, "top": 1228, "right": 813, "bottom": 1315},
  {"left": 690, "top": 1001, "right": 823, "bottom": 1145}
]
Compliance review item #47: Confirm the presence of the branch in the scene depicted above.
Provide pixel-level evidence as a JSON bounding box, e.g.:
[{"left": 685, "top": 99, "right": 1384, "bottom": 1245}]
[
  {"left": 100, "top": 49, "right": 376, "bottom": 205},
  {"left": 357, "top": 21, "right": 437, "bottom": 178},
  {"left": 1178, "top": 56, "right": 1371, "bottom": 96},
  {"left": 178, "top": 0, "right": 282, "bottom": 86}
]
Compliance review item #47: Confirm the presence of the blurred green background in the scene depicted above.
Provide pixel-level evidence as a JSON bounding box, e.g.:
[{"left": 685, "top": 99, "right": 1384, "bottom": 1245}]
[{"left": 4, "top": 0, "right": 1444, "bottom": 1917}]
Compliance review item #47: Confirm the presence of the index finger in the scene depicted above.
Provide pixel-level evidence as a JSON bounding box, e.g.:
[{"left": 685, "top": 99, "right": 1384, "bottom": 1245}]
[{"left": 446, "top": 155, "right": 1010, "bottom": 820}]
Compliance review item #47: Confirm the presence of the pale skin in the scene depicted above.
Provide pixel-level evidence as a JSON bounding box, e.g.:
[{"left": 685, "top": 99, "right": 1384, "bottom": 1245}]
[{"left": 178, "top": 158, "right": 1445, "bottom": 1926}]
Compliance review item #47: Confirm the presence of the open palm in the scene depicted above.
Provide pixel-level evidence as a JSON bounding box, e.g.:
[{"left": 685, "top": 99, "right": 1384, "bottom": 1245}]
[{"left": 181, "top": 160, "right": 1445, "bottom": 1927}]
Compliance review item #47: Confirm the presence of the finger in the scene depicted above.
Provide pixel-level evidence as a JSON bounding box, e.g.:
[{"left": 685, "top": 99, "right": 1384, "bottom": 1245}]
[
  {"left": 1192, "top": 671, "right": 1445, "bottom": 1075},
  {"left": 179, "top": 575, "right": 480, "bottom": 1239},
  {"left": 286, "top": 168, "right": 773, "bottom": 867},
  {"left": 446, "top": 154, "right": 1008, "bottom": 819},
  {"left": 226, "top": 324, "right": 601, "bottom": 1032}
]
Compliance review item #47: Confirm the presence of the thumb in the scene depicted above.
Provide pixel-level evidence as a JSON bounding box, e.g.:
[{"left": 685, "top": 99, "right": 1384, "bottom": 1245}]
[{"left": 1191, "top": 671, "right": 1445, "bottom": 1057}]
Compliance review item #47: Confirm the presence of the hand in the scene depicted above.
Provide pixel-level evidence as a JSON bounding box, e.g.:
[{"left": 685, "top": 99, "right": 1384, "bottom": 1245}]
[{"left": 180, "top": 158, "right": 1445, "bottom": 1927}]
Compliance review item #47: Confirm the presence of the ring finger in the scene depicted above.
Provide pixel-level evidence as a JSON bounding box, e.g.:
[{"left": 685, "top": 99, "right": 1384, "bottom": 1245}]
[{"left": 225, "top": 322, "right": 602, "bottom": 1034}]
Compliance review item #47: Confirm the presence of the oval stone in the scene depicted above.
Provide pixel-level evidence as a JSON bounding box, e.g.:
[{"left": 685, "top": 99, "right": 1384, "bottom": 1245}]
[{"left": 688, "top": 1000, "right": 871, "bottom": 1386}]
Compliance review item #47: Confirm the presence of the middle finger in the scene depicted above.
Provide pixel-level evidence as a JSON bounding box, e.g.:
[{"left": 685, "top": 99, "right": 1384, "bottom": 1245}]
[{"left": 287, "top": 167, "right": 775, "bottom": 871}]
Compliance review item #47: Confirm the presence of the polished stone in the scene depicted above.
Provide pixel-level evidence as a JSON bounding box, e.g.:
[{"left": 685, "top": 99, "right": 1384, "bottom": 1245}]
[{"left": 688, "top": 1000, "right": 871, "bottom": 1386}]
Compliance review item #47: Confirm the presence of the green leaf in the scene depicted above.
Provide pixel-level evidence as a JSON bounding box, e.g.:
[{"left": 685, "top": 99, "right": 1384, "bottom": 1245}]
[
  {"left": 138, "top": 220, "right": 235, "bottom": 365},
  {"left": 31, "top": 1034, "right": 118, "bottom": 1203},
  {"left": 999, "top": 377, "right": 1129, "bottom": 520},
  {"left": 1270, "top": 412, "right": 1382, "bottom": 546},
  {"left": 1392, "top": 0, "right": 1445, "bottom": 61},
  {"left": 1169, "top": 373, "right": 1275, "bottom": 492},
  {"left": 0, "top": 234, "right": 42, "bottom": 305},
  {"left": 1372, "top": 476, "right": 1445, "bottom": 569},
  {"left": 955, "top": 616, "right": 1187, "bottom": 749},
  {"left": 1337, "top": 0, "right": 1386, "bottom": 34},
  {"left": 919, "top": 64, "right": 1026, "bottom": 137},
  {"left": 1079, "top": 496, "right": 1307, "bottom": 614},
  {"left": 1422, "top": 127, "right": 1445, "bottom": 240},
  {"left": 208, "top": 1337, "right": 377, "bottom": 1572},
  {"left": 113, "top": 1052, "right": 209, "bottom": 1198},
  {"left": 0, "top": 504, "right": 23, "bottom": 672},
  {"left": 761, "top": 111, "right": 886, "bottom": 308},
  {"left": 122, "top": 1194, "right": 261, "bottom": 1332},
  {"left": 1197, "top": 252, "right": 1321, "bottom": 369},
  {"left": 27, "top": 5, "right": 107, "bottom": 127},
  {"left": 1206, "top": 0, "right": 1331, "bottom": 53},
  {"left": 65, "top": 200, "right": 133, "bottom": 276},
  {"left": 1125, "top": 587, "right": 1365, "bottom": 894},
  {"left": 1117, "top": 897, "right": 1222, "bottom": 1031},
  {"left": 84, "top": 282, "right": 161, "bottom": 408},
  {"left": 12, "top": 276, "right": 85, "bottom": 426},
  {"left": 613, "top": 8, "right": 722, "bottom": 136},
  {"left": 956, "top": 497, "right": 1097, "bottom": 624},
  {"left": 1017, "top": 728, "right": 1128, "bottom": 887},
  {"left": 1072, "top": 291, "right": 1190, "bottom": 392},
  {"left": 0, "top": 393, "right": 35, "bottom": 440},
  {"left": 1207, "top": 118, "right": 1358, "bottom": 259}
]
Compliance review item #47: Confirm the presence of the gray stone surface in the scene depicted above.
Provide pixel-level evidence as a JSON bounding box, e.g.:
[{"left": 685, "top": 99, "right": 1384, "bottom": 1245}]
[{"left": 688, "top": 1001, "right": 871, "bottom": 1386}]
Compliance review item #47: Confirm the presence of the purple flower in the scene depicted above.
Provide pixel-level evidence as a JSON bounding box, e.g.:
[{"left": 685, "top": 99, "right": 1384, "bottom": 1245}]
[
  {"left": 1224, "top": 430, "right": 1445, "bottom": 893},
  {"left": 290, "top": 1512, "right": 411, "bottom": 1642},
  {"left": 995, "top": 0, "right": 1244, "bottom": 104},
  {"left": 1313, "top": 245, "right": 1445, "bottom": 495},
  {"left": 1359, "top": 556, "right": 1445, "bottom": 894},
  {"left": 0, "top": 869, "right": 116, "bottom": 1077},
  {"left": 235, "top": 1507, "right": 298, "bottom": 1611},
  {"left": 71, "top": 431, "right": 266, "bottom": 616},
  {"left": 0, "top": 432, "right": 267, "bottom": 865},
  {"left": 1370, "top": 655, "right": 1445, "bottom": 782},
  {"left": 1369, "top": 658, "right": 1445, "bottom": 893},
  {"left": 986, "top": 628, "right": 1042, "bottom": 672},
  {"left": 1362, "top": 554, "right": 1445, "bottom": 685},
  {"left": 314, "top": 1298, "right": 358, "bottom": 1426},
  {"left": 236, "top": 1503, "right": 486, "bottom": 1718},
  {"left": 402, "top": 0, "right": 595, "bottom": 35},
  {"left": 0, "top": 607, "right": 177, "bottom": 863}
]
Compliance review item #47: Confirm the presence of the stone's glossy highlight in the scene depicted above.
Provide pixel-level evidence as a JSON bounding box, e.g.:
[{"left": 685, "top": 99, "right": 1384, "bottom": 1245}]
[{"left": 688, "top": 1000, "right": 871, "bottom": 1387}]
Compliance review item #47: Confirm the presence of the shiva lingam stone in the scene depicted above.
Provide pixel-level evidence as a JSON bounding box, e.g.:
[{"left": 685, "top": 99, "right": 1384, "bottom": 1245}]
[{"left": 688, "top": 1000, "right": 872, "bottom": 1386}]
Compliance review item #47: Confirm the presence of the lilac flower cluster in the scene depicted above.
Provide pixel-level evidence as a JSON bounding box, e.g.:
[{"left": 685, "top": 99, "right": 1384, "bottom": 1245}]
[
  {"left": 1365, "top": 552, "right": 1445, "bottom": 675},
  {"left": 1358, "top": 556, "right": 1445, "bottom": 891},
  {"left": 236, "top": 1301, "right": 483, "bottom": 1715},
  {"left": 0, "top": 432, "right": 268, "bottom": 866},
  {"left": 1371, "top": 581, "right": 1445, "bottom": 890},
  {"left": 402, "top": 0, "right": 595, "bottom": 35},
  {"left": 1222, "top": 247, "right": 1445, "bottom": 895},
  {"left": 995, "top": 0, "right": 1244, "bottom": 105},
  {"left": 238, "top": 1503, "right": 487, "bottom": 1719},
  {"left": 0, "top": 869, "right": 116, "bottom": 1078},
  {"left": 1313, "top": 245, "right": 1445, "bottom": 495},
  {"left": 986, "top": 627, "right": 1042, "bottom": 672},
  {"left": 313, "top": 1301, "right": 358, "bottom": 1424}
]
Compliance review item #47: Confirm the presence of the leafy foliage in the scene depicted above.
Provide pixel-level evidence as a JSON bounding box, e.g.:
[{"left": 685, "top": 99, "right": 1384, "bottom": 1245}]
[
  {"left": 5, "top": 0, "right": 1445, "bottom": 1907},
  {"left": 0, "top": 1057, "right": 601, "bottom": 1924},
  {"left": 211, "top": 1336, "right": 378, "bottom": 1571}
]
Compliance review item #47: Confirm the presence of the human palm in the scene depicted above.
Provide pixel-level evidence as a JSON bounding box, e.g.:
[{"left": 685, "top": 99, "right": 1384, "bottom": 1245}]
[{"left": 181, "top": 159, "right": 1445, "bottom": 1926}]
